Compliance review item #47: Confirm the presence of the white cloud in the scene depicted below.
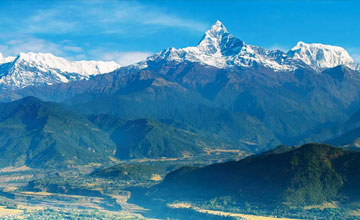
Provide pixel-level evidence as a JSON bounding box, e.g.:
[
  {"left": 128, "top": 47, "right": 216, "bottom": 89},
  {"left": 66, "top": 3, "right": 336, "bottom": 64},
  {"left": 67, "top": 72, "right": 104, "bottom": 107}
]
[
  {"left": 0, "top": 37, "right": 87, "bottom": 61},
  {"left": 352, "top": 54, "right": 360, "bottom": 63},
  {"left": 19, "top": 1, "right": 207, "bottom": 35},
  {"left": 27, "top": 21, "right": 77, "bottom": 34},
  {"left": 0, "top": 36, "right": 151, "bottom": 65},
  {"left": 106, "top": 2, "right": 208, "bottom": 32},
  {"left": 346, "top": 48, "right": 360, "bottom": 63},
  {"left": 64, "top": 46, "right": 83, "bottom": 53},
  {"left": 141, "top": 14, "right": 206, "bottom": 31},
  {"left": 25, "top": 9, "right": 77, "bottom": 34},
  {"left": 0, "top": 1, "right": 207, "bottom": 62},
  {"left": 0, "top": 38, "right": 65, "bottom": 57},
  {"left": 100, "top": 51, "right": 153, "bottom": 66}
]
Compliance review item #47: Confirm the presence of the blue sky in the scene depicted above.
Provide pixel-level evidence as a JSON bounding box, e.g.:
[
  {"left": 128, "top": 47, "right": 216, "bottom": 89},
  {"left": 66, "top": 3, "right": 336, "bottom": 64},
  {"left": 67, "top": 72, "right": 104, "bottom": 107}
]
[{"left": 0, "top": 0, "right": 359, "bottom": 65}]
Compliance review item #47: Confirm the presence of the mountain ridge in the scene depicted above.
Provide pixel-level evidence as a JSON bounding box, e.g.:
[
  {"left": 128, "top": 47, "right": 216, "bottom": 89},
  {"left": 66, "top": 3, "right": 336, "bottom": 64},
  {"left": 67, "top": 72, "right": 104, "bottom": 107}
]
[
  {"left": 153, "top": 143, "right": 360, "bottom": 207},
  {"left": 0, "top": 96, "right": 223, "bottom": 168},
  {"left": 0, "top": 52, "right": 120, "bottom": 90},
  {"left": 7, "top": 55, "right": 360, "bottom": 149},
  {"left": 1, "top": 21, "right": 359, "bottom": 91},
  {"left": 1, "top": 21, "right": 360, "bottom": 153},
  {"left": 135, "top": 20, "right": 359, "bottom": 72},
  {"left": 287, "top": 41, "right": 355, "bottom": 70}
]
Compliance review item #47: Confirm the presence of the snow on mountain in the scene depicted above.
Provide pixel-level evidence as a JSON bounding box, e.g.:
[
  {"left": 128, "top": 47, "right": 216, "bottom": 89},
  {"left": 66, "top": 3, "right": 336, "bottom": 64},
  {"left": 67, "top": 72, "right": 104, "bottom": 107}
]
[
  {"left": 287, "top": 41, "right": 355, "bottom": 70},
  {"left": 139, "top": 21, "right": 359, "bottom": 73},
  {"left": 14, "top": 52, "right": 120, "bottom": 76},
  {"left": 0, "top": 52, "right": 16, "bottom": 64},
  {"left": 1, "top": 21, "right": 359, "bottom": 91},
  {"left": 0, "top": 52, "right": 120, "bottom": 89},
  {"left": 146, "top": 21, "right": 295, "bottom": 71}
]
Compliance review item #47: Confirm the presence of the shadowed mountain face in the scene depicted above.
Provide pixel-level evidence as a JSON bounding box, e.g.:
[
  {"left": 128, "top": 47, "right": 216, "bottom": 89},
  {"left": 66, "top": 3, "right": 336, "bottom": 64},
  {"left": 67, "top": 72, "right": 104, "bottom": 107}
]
[
  {"left": 153, "top": 144, "right": 360, "bottom": 207},
  {"left": 0, "top": 97, "right": 214, "bottom": 168},
  {"left": 328, "top": 127, "right": 360, "bottom": 150},
  {"left": 325, "top": 108, "right": 360, "bottom": 149}
]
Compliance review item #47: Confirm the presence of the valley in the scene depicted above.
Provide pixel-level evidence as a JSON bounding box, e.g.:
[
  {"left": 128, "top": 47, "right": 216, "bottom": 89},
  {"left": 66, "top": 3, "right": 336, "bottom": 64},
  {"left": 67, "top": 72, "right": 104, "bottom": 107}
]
[
  {"left": 1, "top": 144, "right": 357, "bottom": 219},
  {"left": 0, "top": 149, "right": 245, "bottom": 219}
]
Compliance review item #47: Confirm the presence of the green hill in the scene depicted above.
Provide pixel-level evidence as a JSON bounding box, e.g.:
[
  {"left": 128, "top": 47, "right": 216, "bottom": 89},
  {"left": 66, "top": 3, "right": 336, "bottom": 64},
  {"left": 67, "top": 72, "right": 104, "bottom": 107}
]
[
  {"left": 0, "top": 96, "right": 116, "bottom": 168},
  {"left": 89, "top": 115, "right": 207, "bottom": 159},
  {"left": 155, "top": 143, "right": 360, "bottom": 207},
  {"left": 0, "top": 97, "right": 210, "bottom": 168}
]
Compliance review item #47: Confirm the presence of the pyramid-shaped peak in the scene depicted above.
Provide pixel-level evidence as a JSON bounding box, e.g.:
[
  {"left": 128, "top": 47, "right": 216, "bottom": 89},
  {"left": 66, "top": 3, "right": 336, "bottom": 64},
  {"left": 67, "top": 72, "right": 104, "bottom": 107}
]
[
  {"left": 197, "top": 20, "right": 244, "bottom": 56},
  {"left": 206, "top": 20, "right": 229, "bottom": 37},
  {"left": 213, "top": 20, "right": 227, "bottom": 29}
]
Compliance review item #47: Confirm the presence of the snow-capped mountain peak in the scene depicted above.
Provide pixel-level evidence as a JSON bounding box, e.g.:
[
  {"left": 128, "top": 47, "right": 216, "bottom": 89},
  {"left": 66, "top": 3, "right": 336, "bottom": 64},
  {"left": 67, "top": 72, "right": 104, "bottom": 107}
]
[
  {"left": 144, "top": 21, "right": 360, "bottom": 72},
  {"left": 287, "top": 41, "right": 354, "bottom": 70},
  {"left": 13, "top": 52, "right": 120, "bottom": 76},
  {"left": 2, "top": 21, "right": 359, "bottom": 91},
  {"left": 147, "top": 20, "right": 293, "bottom": 70},
  {"left": 202, "top": 20, "right": 228, "bottom": 40},
  {"left": 197, "top": 20, "right": 244, "bottom": 56},
  {"left": 0, "top": 52, "right": 120, "bottom": 89}
]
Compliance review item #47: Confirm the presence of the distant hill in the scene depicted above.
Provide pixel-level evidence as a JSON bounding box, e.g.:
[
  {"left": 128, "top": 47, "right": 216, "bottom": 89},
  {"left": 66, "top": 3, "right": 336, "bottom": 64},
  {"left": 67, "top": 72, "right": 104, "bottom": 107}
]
[
  {"left": 320, "top": 108, "right": 360, "bottom": 149},
  {"left": 0, "top": 97, "right": 211, "bottom": 168},
  {"left": 89, "top": 115, "right": 207, "bottom": 159},
  {"left": 0, "top": 96, "right": 116, "bottom": 168},
  {"left": 91, "top": 163, "right": 165, "bottom": 182},
  {"left": 302, "top": 106, "right": 360, "bottom": 149},
  {"left": 345, "top": 108, "right": 360, "bottom": 130},
  {"left": 154, "top": 143, "right": 360, "bottom": 207},
  {"left": 328, "top": 127, "right": 360, "bottom": 150}
]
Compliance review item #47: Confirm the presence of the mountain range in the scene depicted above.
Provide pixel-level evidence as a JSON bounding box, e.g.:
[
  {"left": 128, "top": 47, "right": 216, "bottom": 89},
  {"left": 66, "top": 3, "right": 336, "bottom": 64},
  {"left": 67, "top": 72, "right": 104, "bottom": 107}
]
[
  {"left": 0, "top": 21, "right": 359, "bottom": 92},
  {"left": 0, "top": 52, "right": 119, "bottom": 90},
  {"left": 0, "top": 21, "right": 360, "bottom": 167},
  {"left": 146, "top": 21, "right": 359, "bottom": 72}
]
